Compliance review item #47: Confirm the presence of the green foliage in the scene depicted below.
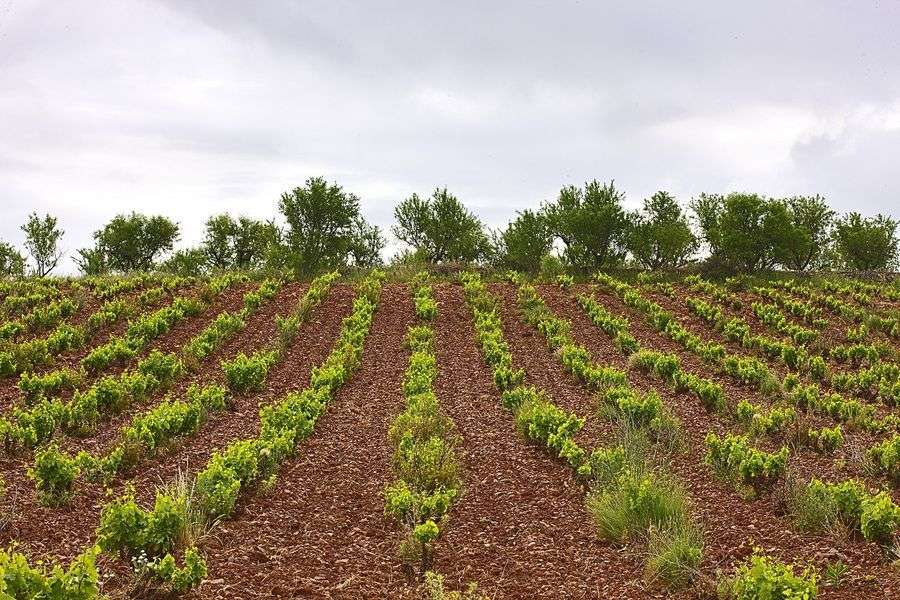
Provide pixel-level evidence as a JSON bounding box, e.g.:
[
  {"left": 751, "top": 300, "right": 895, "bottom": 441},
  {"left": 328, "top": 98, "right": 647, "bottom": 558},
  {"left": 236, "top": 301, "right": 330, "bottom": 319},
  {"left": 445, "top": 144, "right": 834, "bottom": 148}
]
[
  {"left": 704, "top": 433, "right": 788, "bottom": 493},
  {"left": 492, "top": 209, "right": 553, "bottom": 273},
  {"left": 161, "top": 247, "right": 208, "bottom": 277},
  {"left": 0, "top": 546, "right": 100, "bottom": 599},
  {"left": 136, "top": 546, "right": 207, "bottom": 594},
  {"left": 645, "top": 525, "right": 703, "bottom": 590},
  {"left": 28, "top": 442, "right": 79, "bottom": 506},
  {"left": 279, "top": 176, "right": 382, "bottom": 276},
  {"left": 627, "top": 191, "right": 698, "bottom": 269},
  {"left": 868, "top": 434, "right": 900, "bottom": 484},
  {"left": 203, "top": 213, "right": 277, "bottom": 270},
  {"left": 412, "top": 272, "right": 438, "bottom": 320},
  {"left": 19, "top": 368, "right": 83, "bottom": 404},
  {"left": 832, "top": 212, "right": 898, "bottom": 271},
  {"left": 789, "top": 479, "right": 900, "bottom": 545},
  {"left": 423, "top": 571, "right": 488, "bottom": 600},
  {"left": 690, "top": 193, "right": 787, "bottom": 272},
  {"left": 183, "top": 310, "right": 245, "bottom": 366},
  {"left": 221, "top": 350, "right": 278, "bottom": 394},
  {"left": 770, "top": 196, "right": 834, "bottom": 272},
  {"left": 276, "top": 271, "right": 340, "bottom": 348},
  {"left": 516, "top": 391, "right": 587, "bottom": 471},
  {"left": 393, "top": 187, "right": 490, "bottom": 263},
  {"left": 86, "top": 212, "right": 180, "bottom": 272},
  {"left": 543, "top": 179, "right": 630, "bottom": 270},
  {"left": 806, "top": 425, "right": 843, "bottom": 454},
  {"left": 0, "top": 241, "right": 26, "bottom": 276},
  {"left": 588, "top": 468, "right": 689, "bottom": 544},
  {"left": 720, "top": 551, "right": 818, "bottom": 600}
]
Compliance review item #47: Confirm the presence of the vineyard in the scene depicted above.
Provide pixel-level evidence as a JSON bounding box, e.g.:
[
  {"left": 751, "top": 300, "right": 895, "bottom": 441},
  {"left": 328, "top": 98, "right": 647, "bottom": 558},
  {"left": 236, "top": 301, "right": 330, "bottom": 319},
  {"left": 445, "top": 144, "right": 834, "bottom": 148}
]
[{"left": 0, "top": 271, "right": 898, "bottom": 599}]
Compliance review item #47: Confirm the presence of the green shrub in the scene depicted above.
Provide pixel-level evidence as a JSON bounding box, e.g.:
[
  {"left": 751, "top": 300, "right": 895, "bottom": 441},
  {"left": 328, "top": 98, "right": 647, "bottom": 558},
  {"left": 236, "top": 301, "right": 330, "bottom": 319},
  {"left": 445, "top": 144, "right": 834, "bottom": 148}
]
[
  {"left": 720, "top": 551, "right": 818, "bottom": 600},
  {"left": 28, "top": 442, "right": 79, "bottom": 506},
  {"left": 867, "top": 434, "right": 900, "bottom": 483},
  {"left": 142, "top": 546, "right": 207, "bottom": 593},
  {"left": 704, "top": 433, "right": 788, "bottom": 493},
  {"left": 807, "top": 425, "right": 843, "bottom": 454},
  {"left": 221, "top": 350, "right": 277, "bottom": 394},
  {"left": 587, "top": 468, "right": 689, "bottom": 544},
  {"left": 789, "top": 478, "right": 900, "bottom": 545},
  {"left": 0, "top": 546, "right": 100, "bottom": 599},
  {"left": 18, "top": 368, "right": 83, "bottom": 404}
]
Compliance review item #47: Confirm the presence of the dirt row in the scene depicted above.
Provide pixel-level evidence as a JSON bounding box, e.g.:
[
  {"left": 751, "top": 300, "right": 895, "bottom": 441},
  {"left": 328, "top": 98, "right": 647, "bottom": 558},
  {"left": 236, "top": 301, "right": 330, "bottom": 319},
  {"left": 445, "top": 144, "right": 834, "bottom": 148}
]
[
  {"left": 2, "top": 281, "right": 896, "bottom": 599},
  {"left": 0, "top": 284, "right": 216, "bottom": 411},
  {"left": 548, "top": 284, "right": 898, "bottom": 598},
  {"left": 0, "top": 281, "right": 297, "bottom": 560}
]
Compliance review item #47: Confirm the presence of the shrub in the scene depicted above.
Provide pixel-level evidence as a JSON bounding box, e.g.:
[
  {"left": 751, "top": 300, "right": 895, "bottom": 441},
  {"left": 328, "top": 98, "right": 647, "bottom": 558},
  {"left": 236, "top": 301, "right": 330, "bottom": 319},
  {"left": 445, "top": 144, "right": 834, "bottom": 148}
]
[
  {"left": 704, "top": 433, "right": 788, "bottom": 493},
  {"left": 587, "top": 468, "right": 689, "bottom": 544},
  {"left": 137, "top": 546, "right": 207, "bottom": 593},
  {"left": 719, "top": 551, "right": 818, "bottom": 600},
  {"left": 137, "top": 351, "right": 183, "bottom": 388},
  {"left": 868, "top": 434, "right": 900, "bottom": 483},
  {"left": 0, "top": 546, "right": 100, "bottom": 599},
  {"left": 516, "top": 392, "right": 587, "bottom": 471},
  {"left": 789, "top": 478, "right": 900, "bottom": 545},
  {"left": 28, "top": 442, "right": 79, "bottom": 506},
  {"left": 19, "top": 368, "right": 83, "bottom": 404},
  {"left": 807, "top": 425, "right": 843, "bottom": 454},
  {"left": 221, "top": 350, "right": 278, "bottom": 394}
]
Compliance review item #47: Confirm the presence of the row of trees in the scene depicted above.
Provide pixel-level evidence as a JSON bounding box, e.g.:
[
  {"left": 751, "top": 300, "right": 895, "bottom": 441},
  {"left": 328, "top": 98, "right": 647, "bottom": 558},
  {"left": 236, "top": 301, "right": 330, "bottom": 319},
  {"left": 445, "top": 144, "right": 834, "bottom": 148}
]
[{"left": 1, "top": 177, "right": 897, "bottom": 278}]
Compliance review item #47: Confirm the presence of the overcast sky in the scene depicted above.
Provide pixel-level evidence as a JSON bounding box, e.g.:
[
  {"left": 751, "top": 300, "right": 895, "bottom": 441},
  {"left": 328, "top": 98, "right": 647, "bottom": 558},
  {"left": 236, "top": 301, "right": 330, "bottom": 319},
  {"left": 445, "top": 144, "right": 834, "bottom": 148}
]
[{"left": 1, "top": 0, "right": 899, "bottom": 272}]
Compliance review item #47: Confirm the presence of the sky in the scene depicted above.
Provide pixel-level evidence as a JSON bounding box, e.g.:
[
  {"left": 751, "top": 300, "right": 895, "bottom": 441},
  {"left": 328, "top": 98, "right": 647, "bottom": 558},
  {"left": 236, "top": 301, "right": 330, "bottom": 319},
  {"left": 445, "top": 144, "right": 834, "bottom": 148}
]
[{"left": 1, "top": 0, "right": 899, "bottom": 273}]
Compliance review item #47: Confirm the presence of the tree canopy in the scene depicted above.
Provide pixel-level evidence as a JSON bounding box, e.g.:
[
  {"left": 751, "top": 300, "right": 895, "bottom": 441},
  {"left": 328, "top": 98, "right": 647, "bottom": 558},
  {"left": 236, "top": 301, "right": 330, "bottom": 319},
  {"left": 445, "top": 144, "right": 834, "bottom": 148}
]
[{"left": 393, "top": 188, "right": 489, "bottom": 263}]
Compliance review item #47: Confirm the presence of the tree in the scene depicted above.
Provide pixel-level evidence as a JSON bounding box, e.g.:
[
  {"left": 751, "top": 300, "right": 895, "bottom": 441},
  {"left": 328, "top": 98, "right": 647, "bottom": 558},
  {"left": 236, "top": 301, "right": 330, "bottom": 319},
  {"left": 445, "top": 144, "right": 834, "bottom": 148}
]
[
  {"left": 770, "top": 196, "right": 834, "bottom": 272},
  {"left": 690, "top": 193, "right": 782, "bottom": 272},
  {"left": 626, "top": 191, "right": 698, "bottom": 270},
  {"left": 832, "top": 213, "right": 898, "bottom": 271},
  {"left": 162, "top": 248, "right": 209, "bottom": 277},
  {"left": 85, "top": 212, "right": 180, "bottom": 272},
  {"left": 492, "top": 209, "right": 553, "bottom": 273},
  {"left": 21, "top": 212, "right": 64, "bottom": 277},
  {"left": 393, "top": 188, "right": 489, "bottom": 263},
  {"left": 202, "top": 214, "right": 276, "bottom": 270},
  {"left": 279, "top": 177, "right": 377, "bottom": 276},
  {"left": 202, "top": 214, "right": 237, "bottom": 270},
  {"left": 0, "top": 241, "right": 25, "bottom": 277},
  {"left": 348, "top": 217, "right": 385, "bottom": 268},
  {"left": 235, "top": 217, "right": 279, "bottom": 270},
  {"left": 543, "top": 180, "right": 630, "bottom": 271},
  {"left": 74, "top": 247, "right": 106, "bottom": 276}
]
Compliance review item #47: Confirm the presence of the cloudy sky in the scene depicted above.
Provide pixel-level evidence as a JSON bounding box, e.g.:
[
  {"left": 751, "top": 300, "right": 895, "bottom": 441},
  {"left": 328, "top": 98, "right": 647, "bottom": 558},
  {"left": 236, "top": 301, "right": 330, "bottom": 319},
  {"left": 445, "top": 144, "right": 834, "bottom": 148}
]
[{"left": 1, "top": 0, "right": 899, "bottom": 272}]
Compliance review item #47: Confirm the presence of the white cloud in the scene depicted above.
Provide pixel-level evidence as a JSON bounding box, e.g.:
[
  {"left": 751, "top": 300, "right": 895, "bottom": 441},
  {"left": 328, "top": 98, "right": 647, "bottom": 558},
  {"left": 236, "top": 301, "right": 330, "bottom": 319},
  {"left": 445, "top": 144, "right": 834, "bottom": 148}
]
[{"left": 0, "top": 0, "right": 898, "bottom": 273}]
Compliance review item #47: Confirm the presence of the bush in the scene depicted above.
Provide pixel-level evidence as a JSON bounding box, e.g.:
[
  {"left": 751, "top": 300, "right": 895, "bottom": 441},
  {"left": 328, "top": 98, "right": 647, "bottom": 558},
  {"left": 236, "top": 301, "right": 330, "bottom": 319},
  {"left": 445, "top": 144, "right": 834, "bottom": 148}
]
[
  {"left": 704, "top": 433, "right": 788, "bottom": 493},
  {"left": 28, "top": 442, "right": 79, "bottom": 506},
  {"left": 221, "top": 350, "right": 278, "bottom": 394},
  {"left": 868, "top": 434, "right": 900, "bottom": 483},
  {"left": 0, "top": 546, "right": 100, "bottom": 599},
  {"left": 587, "top": 468, "right": 690, "bottom": 544},
  {"left": 807, "top": 425, "right": 843, "bottom": 454},
  {"left": 19, "top": 368, "right": 83, "bottom": 404},
  {"left": 719, "top": 551, "right": 818, "bottom": 600},
  {"left": 789, "top": 478, "right": 900, "bottom": 545}
]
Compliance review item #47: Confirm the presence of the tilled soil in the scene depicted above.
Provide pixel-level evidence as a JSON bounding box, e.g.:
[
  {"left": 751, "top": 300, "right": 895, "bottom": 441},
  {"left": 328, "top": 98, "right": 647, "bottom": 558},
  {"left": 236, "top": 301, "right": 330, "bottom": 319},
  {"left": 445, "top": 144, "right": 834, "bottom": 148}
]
[
  {"left": 2, "top": 281, "right": 898, "bottom": 599},
  {"left": 185, "top": 283, "right": 413, "bottom": 599},
  {"left": 0, "top": 283, "right": 195, "bottom": 410},
  {"left": 0, "top": 283, "right": 351, "bottom": 569},
  {"left": 431, "top": 283, "right": 652, "bottom": 599},
  {"left": 549, "top": 284, "right": 899, "bottom": 599}
]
